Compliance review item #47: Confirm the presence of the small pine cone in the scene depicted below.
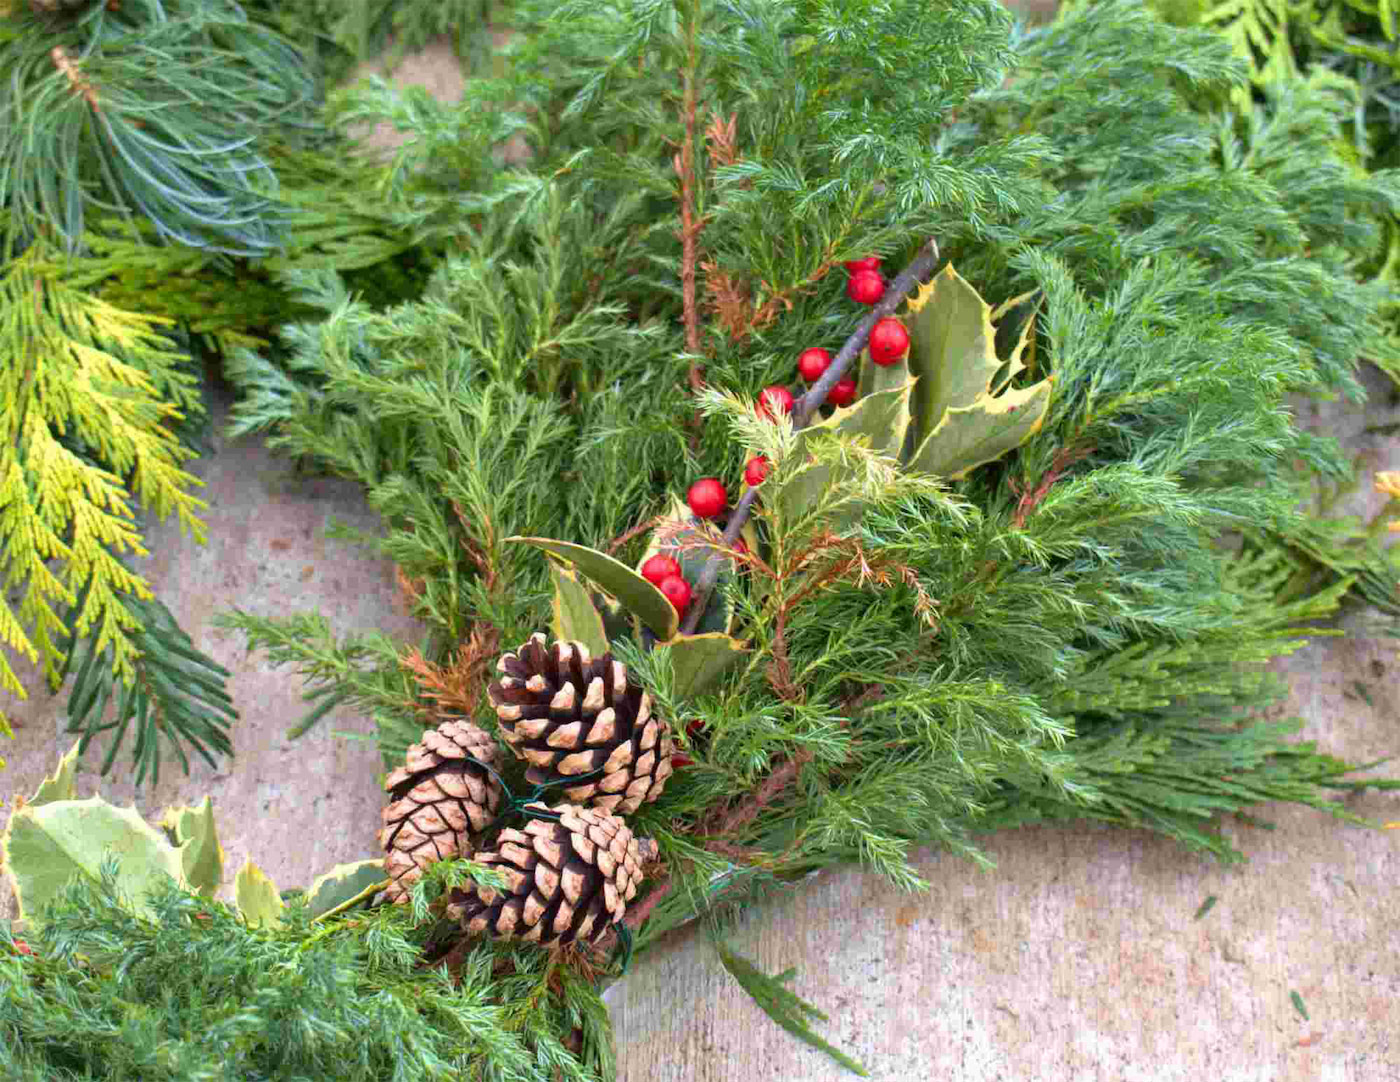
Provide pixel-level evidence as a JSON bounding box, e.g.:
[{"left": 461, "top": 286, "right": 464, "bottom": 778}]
[
  {"left": 378, "top": 719, "right": 504, "bottom": 904},
  {"left": 447, "top": 802, "right": 659, "bottom": 945},
  {"left": 488, "top": 633, "right": 674, "bottom": 815}
]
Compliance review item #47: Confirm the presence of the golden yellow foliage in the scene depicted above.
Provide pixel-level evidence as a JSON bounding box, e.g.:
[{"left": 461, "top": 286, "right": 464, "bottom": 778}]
[{"left": 0, "top": 243, "right": 209, "bottom": 745}]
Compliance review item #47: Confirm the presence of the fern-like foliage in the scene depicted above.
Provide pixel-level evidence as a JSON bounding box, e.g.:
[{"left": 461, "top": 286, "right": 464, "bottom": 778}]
[{"left": 0, "top": 241, "right": 233, "bottom": 780}]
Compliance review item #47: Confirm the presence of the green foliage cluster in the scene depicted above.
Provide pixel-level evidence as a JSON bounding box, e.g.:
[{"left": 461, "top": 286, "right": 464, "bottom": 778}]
[
  {"left": 222, "top": 0, "right": 1397, "bottom": 918},
  {"left": 0, "top": 858, "right": 614, "bottom": 1082},
  {"left": 0, "top": 0, "right": 485, "bottom": 781},
  {"left": 6, "top": 0, "right": 1400, "bottom": 1076},
  {"left": 0, "top": 0, "right": 321, "bottom": 259}
]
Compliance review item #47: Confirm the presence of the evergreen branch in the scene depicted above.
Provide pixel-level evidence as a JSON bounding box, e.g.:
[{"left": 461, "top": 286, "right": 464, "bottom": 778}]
[
  {"left": 58, "top": 585, "right": 236, "bottom": 787},
  {"left": 0, "top": 4, "right": 320, "bottom": 257},
  {"left": 679, "top": 237, "right": 942, "bottom": 634},
  {"left": 213, "top": 608, "right": 422, "bottom": 744},
  {"left": 1009, "top": 443, "right": 1094, "bottom": 529},
  {"left": 0, "top": 244, "right": 209, "bottom": 738},
  {"left": 1, "top": 861, "right": 600, "bottom": 1082},
  {"left": 711, "top": 937, "right": 869, "bottom": 1077}
]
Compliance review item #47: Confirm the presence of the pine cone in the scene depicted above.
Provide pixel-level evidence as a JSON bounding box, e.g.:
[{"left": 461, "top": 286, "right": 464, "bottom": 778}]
[
  {"left": 488, "top": 633, "right": 674, "bottom": 815},
  {"left": 446, "top": 802, "right": 659, "bottom": 945},
  {"left": 378, "top": 719, "right": 504, "bottom": 904}
]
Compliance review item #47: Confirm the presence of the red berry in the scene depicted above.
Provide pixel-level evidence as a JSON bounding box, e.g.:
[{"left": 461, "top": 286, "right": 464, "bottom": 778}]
[
  {"left": 744, "top": 455, "right": 770, "bottom": 486},
  {"left": 657, "top": 573, "right": 692, "bottom": 613},
  {"left": 843, "top": 256, "right": 881, "bottom": 273},
  {"left": 797, "top": 347, "right": 831, "bottom": 382},
  {"left": 828, "top": 377, "right": 858, "bottom": 407},
  {"left": 641, "top": 553, "right": 682, "bottom": 586},
  {"left": 757, "top": 385, "right": 794, "bottom": 421},
  {"left": 672, "top": 754, "right": 694, "bottom": 768},
  {"left": 9, "top": 939, "right": 33, "bottom": 956},
  {"left": 687, "top": 718, "right": 706, "bottom": 736},
  {"left": 868, "top": 318, "right": 909, "bottom": 366},
  {"left": 846, "top": 269, "right": 884, "bottom": 305},
  {"left": 687, "top": 477, "right": 727, "bottom": 519}
]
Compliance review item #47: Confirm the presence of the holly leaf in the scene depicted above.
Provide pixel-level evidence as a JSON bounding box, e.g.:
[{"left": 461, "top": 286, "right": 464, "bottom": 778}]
[
  {"left": 29, "top": 740, "right": 81, "bottom": 807},
  {"left": 303, "top": 858, "right": 388, "bottom": 921},
  {"left": 507, "top": 537, "right": 679, "bottom": 639},
  {"left": 851, "top": 348, "right": 918, "bottom": 459},
  {"left": 2, "top": 795, "right": 187, "bottom": 926},
  {"left": 656, "top": 631, "right": 749, "bottom": 700},
  {"left": 776, "top": 383, "right": 914, "bottom": 529},
  {"left": 547, "top": 558, "right": 610, "bottom": 656},
  {"left": 158, "top": 796, "right": 223, "bottom": 900},
  {"left": 902, "top": 264, "right": 1052, "bottom": 478},
  {"left": 234, "top": 858, "right": 284, "bottom": 930}
]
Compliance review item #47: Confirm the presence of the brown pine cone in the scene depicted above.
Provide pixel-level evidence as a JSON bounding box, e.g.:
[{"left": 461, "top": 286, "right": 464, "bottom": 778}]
[
  {"left": 378, "top": 719, "right": 504, "bottom": 904},
  {"left": 488, "top": 633, "right": 674, "bottom": 815},
  {"left": 446, "top": 802, "right": 659, "bottom": 945}
]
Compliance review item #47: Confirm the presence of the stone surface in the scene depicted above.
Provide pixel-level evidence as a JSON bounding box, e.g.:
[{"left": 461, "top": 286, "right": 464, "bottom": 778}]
[{"left": 608, "top": 634, "right": 1399, "bottom": 1081}]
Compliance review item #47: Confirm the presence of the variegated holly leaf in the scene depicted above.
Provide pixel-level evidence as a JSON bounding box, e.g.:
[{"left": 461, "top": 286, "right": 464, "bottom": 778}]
[
  {"left": 508, "top": 537, "right": 679, "bottom": 640},
  {"left": 776, "top": 381, "right": 915, "bottom": 530},
  {"left": 2, "top": 795, "right": 188, "bottom": 925},
  {"left": 902, "top": 264, "right": 1052, "bottom": 478},
  {"left": 547, "top": 558, "right": 610, "bottom": 656},
  {"left": 158, "top": 796, "right": 223, "bottom": 900},
  {"left": 655, "top": 631, "right": 749, "bottom": 700},
  {"left": 234, "top": 858, "right": 284, "bottom": 930}
]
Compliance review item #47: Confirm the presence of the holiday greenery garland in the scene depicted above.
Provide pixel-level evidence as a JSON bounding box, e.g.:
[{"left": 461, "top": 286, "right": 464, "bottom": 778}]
[{"left": 4, "top": 0, "right": 1400, "bottom": 1077}]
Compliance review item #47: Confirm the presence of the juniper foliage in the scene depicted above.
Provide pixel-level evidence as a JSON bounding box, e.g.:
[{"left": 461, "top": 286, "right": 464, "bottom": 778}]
[{"left": 0, "top": 857, "right": 612, "bottom": 1082}]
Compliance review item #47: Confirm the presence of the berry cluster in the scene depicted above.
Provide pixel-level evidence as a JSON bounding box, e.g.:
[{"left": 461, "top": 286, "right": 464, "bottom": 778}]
[
  {"left": 641, "top": 552, "right": 692, "bottom": 613},
  {"left": 669, "top": 254, "right": 912, "bottom": 618}
]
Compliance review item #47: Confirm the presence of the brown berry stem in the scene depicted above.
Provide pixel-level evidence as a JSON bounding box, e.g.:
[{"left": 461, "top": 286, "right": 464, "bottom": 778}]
[{"left": 677, "top": 237, "right": 941, "bottom": 636}]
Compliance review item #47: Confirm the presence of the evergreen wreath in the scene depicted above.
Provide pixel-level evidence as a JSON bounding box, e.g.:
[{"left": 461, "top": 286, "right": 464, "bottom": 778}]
[{"left": 4, "top": 0, "right": 1400, "bottom": 1077}]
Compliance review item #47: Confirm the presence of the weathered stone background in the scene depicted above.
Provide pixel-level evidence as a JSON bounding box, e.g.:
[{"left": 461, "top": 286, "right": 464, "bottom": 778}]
[{"left": 3, "top": 15, "right": 1397, "bottom": 1080}]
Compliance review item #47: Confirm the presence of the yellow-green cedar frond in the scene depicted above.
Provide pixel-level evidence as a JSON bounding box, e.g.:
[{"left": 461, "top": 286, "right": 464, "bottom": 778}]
[{"left": 0, "top": 244, "right": 209, "bottom": 717}]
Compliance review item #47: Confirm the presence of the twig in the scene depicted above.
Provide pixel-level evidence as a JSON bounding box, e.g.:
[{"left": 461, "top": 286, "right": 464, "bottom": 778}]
[
  {"left": 51, "top": 47, "right": 99, "bottom": 111},
  {"left": 623, "top": 877, "right": 672, "bottom": 930},
  {"left": 677, "top": 7, "right": 703, "bottom": 380},
  {"left": 1008, "top": 444, "right": 1092, "bottom": 529},
  {"left": 705, "top": 748, "right": 813, "bottom": 840},
  {"left": 606, "top": 515, "right": 664, "bottom": 555},
  {"left": 678, "top": 237, "right": 942, "bottom": 634}
]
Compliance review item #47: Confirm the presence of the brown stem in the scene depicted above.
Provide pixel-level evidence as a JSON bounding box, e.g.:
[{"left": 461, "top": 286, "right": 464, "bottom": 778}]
[
  {"left": 623, "top": 877, "right": 672, "bottom": 931},
  {"left": 51, "top": 47, "right": 100, "bottom": 110},
  {"left": 606, "top": 515, "right": 664, "bottom": 555},
  {"left": 678, "top": 4, "right": 702, "bottom": 377},
  {"left": 766, "top": 605, "right": 801, "bottom": 702},
  {"left": 1009, "top": 444, "right": 1093, "bottom": 529},
  {"left": 706, "top": 748, "right": 813, "bottom": 840},
  {"left": 678, "top": 237, "right": 942, "bottom": 634}
]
